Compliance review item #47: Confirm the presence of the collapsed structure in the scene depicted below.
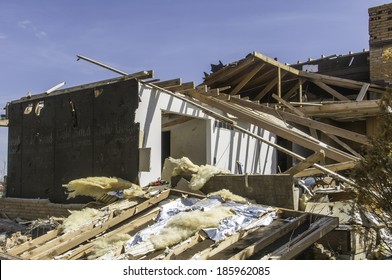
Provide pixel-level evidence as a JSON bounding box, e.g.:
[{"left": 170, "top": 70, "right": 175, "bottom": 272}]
[{"left": 0, "top": 3, "right": 391, "bottom": 260}]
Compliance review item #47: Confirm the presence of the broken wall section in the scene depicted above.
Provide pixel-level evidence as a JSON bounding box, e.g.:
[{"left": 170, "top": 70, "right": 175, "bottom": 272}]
[{"left": 0, "top": 198, "right": 83, "bottom": 220}]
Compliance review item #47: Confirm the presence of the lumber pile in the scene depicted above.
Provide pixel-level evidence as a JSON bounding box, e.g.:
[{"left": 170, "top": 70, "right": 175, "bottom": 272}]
[{"left": 3, "top": 188, "right": 338, "bottom": 260}]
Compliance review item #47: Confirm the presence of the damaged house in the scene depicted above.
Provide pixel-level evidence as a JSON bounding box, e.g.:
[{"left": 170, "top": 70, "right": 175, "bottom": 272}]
[{"left": 0, "top": 3, "right": 391, "bottom": 260}]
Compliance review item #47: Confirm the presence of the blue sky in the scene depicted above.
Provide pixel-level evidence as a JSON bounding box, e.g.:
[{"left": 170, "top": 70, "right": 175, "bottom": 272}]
[{"left": 0, "top": 0, "right": 387, "bottom": 173}]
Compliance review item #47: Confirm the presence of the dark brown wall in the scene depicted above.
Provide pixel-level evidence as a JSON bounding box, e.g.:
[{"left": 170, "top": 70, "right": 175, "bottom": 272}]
[{"left": 7, "top": 79, "right": 140, "bottom": 203}]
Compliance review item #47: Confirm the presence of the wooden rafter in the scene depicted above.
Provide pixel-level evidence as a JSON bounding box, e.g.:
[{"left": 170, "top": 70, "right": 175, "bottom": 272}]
[
  {"left": 284, "top": 150, "right": 325, "bottom": 176},
  {"left": 230, "top": 64, "right": 266, "bottom": 95},
  {"left": 0, "top": 119, "right": 8, "bottom": 127},
  {"left": 170, "top": 81, "right": 195, "bottom": 92},
  {"left": 312, "top": 80, "right": 350, "bottom": 101},
  {"left": 293, "top": 161, "right": 357, "bottom": 177},
  {"left": 272, "top": 94, "right": 305, "bottom": 117},
  {"left": 300, "top": 70, "right": 386, "bottom": 94},
  {"left": 356, "top": 83, "right": 370, "bottom": 101},
  {"left": 297, "top": 99, "right": 382, "bottom": 118},
  {"left": 185, "top": 90, "right": 357, "bottom": 163},
  {"left": 213, "top": 94, "right": 369, "bottom": 145},
  {"left": 153, "top": 78, "right": 182, "bottom": 89},
  {"left": 13, "top": 190, "right": 171, "bottom": 260},
  {"left": 327, "top": 135, "right": 363, "bottom": 158},
  {"left": 254, "top": 71, "right": 288, "bottom": 100},
  {"left": 203, "top": 56, "right": 255, "bottom": 85}
]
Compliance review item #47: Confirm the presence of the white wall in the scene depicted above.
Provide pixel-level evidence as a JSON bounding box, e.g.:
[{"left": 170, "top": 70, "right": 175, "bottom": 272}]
[
  {"left": 210, "top": 120, "right": 276, "bottom": 174},
  {"left": 135, "top": 83, "right": 276, "bottom": 186}
]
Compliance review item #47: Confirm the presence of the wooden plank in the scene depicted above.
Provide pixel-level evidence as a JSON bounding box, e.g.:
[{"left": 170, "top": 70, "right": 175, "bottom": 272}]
[
  {"left": 0, "top": 252, "right": 24, "bottom": 260},
  {"left": 25, "top": 190, "right": 170, "bottom": 260},
  {"left": 356, "top": 83, "right": 370, "bottom": 101},
  {"left": 271, "top": 93, "right": 319, "bottom": 138},
  {"left": 327, "top": 135, "right": 363, "bottom": 158},
  {"left": 153, "top": 78, "right": 182, "bottom": 89},
  {"left": 265, "top": 216, "right": 338, "bottom": 260},
  {"left": 254, "top": 72, "right": 288, "bottom": 100},
  {"left": 312, "top": 80, "right": 350, "bottom": 101},
  {"left": 213, "top": 94, "right": 369, "bottom": 145},
  {"left": 7, "top": 229, "right": 60, "bottom": 256},
  {"left": 203, "top": 56, "right": 256, "bottom": 85},
  {"left": 226, "top": 214, "right": 308, "bottom": 260},
  {"left": 299, "top": 70, "right": 386, "bottom": 94},
  {"left": 141, "top": 81, "right": 237, "bottom": 126},
  {"left": 150, "top": 233, "right": 207, "bottom": 260},
  {"left": 299, "top": 78, "right": 303, "bottom": 103},
  {"left": 0, "top": 119, "right": 8, "bottom": 127},
  {"left": 297, "top": 99, "right": 381, "bottom": 118},
  {"left": 252, "top": 52, "right": 300, "bottom": 76},
  {"left": 277, "top": 67, "right": 282, "bottom": 98},
  {"left": 293, "top": 161, "right": 357, "bottom": 177},
  {"left": 230, "top": 64, "right": 265, "bottom": 95},
  {"left": 271, "top": 93, "right": 305, "bottom": 117},
  {"left": 283, "top": 82, "right": 301, "bottom": 100},
  {"left": 193, "top": 223, "right": 267, "bottom": 260},
  {"left": 63, "top": 208, "right": 160, "bottom": 260},
  {"left": 284, "top": 150, "right": 325, "bottom": 176},
  {"left": 170, "top": 81, "right": 195, "bottom": 92}
]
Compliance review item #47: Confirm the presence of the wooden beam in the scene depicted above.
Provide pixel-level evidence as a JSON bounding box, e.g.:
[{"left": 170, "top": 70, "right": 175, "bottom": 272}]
[
  {"left": 146, "top": 233, "right": 207, "bottom": 260},
  {"left": 162, "top": 115, "right": 194, "bottom": 128},
  {"left": 293, "top": 161, "right": 357, "bottom": 177},
  {"left": 264, "top": 216, "right": 338, "bottom": 260},
  {"left": 272, "top": 94, "right": 305, "bottom": 117},
  {"left": 214, "top": 94, "right": 369, "bottom": 145},
  {"left": 186, "top": 91, "right": 357, "bottom": 163},
  {"left": 284, "top": 150, "right": 325, "bottom": 176},
  {"left": 252, "top": 52, "right": 300, "bottom": 76},
  {"left": 297, "top": 99, "right": 382, "bottom": 118},
  {"left": 0, "top": 119, "right": 9, "bottom": 127},
  {"left": 203, "top": 56, "right": 256, "bottom": 85},
  {"left": 312, "top": 80, "right": 350, "bottom": 101},
  {"left": 230, "top": 64, "right": 265, "bottom": 95},
  {"left": 282, "top": 81, "right": 300, "bottom": 100},
  {"left": 254, "top": 71, "right": 288, "bottom": 100},
  {"left": 356, "top": 83, "right": 370, "bottom": 101},
  {"left": 193, "top": 223, "right": 266, "bottom": 260},
  {"left": 299, "top": 78, "right": 303, "bottom": 103},
  {"left": 26, "top": 190, "right": 170, "bottom": 260},
  {"left": 170, "top": 81, "right": 195, "bottom": 92},
  {"left": 63, "top": 208, "right": 160, "bottom": 260},
  {"left": 299, "top": 70, "right": 386, "bottom": 94},
  {"left": 227, "top": 214, "right": 308, "bottom": 260},
  {"left": 7, "top": 229, "right": 60, "bottom": 256},
  {"left": 153, "top": 78, "right": 182, "bottom": 89},
  {"left": 244, "top": 66, "right": 277, "bottom": 89},
  {"left": 141, "top": 81, "right": 236, "bottom": 126},
  {"left": 277, "top": 67, "right": 282, "bottom": 98},
  {"left": 327, "top": 135, "right": 363, "bottom": 158}
]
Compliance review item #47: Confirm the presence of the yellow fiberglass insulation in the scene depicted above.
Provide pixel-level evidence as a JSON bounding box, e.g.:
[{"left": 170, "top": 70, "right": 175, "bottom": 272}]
[
  {"left": 149, "top": 206, "right": 233, "bottom": 250},
  {"left": 61, "top": 208, "right": 101, "bottom": 233},
  {"left": 189, "top": 164, "right": 230, "bottom": 190},
  {"left": 170, "top": 157, "right": 200, "bottom": 176},
  {"left": 63, "top": 176, "right": 141, "bottom": 200},
  {"left": 87, "top": 234, "right": 131, "bottom": 260},
  {"left": 123, "top": 188, "right": 146, "bottom": 199},
  {"left": 208, "top": 189, "right": 247, "bottom": 203}
]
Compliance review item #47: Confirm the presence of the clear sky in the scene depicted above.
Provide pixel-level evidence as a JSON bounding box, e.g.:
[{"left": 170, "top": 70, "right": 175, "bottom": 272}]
[{"left": 0, "top": 0, "right": 388, "bottom": 175}]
